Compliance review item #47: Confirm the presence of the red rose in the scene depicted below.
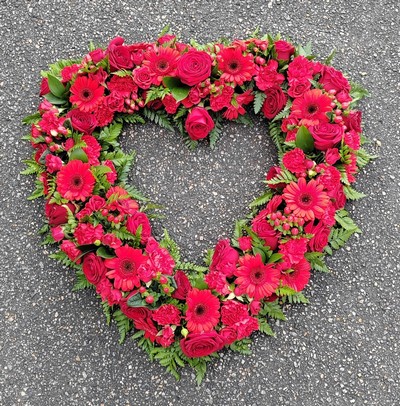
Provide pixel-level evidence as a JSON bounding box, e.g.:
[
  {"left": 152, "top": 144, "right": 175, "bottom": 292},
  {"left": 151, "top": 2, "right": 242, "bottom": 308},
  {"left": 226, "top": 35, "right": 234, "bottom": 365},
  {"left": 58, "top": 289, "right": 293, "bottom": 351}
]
[
  {"left": 67, "top": 109, "right": 98, "bottom": 134},
  {"left": 172, "top": 270, "right": 192, "bottom": 300},
  {"left": 45, "top": 201, "right": 75, "bottom": 226},
  {"left": 320, "top": 66, "right": 351, "bottom": 93},
  {"left": 134, "top": 315, "right": 158, "bottom": 342},
  {"left": 157, "top": 326, "right": 175, "bottom": 347},
  {"left": 86, "top": 195, "right": 106, "bottom": 212},
  {"left": 89, "top": 48, "right": 106, "bottom": 64},
  {"left": 238, "top": 236, "right": 252, "bottom": 251},
  {"left": 51, "top": 226, "right": 64, "bottom": 242},
  {"left": 101, "top": 233, "right": 122, "bottom": 249},
  {"left": 327, "top": 184, "right": 346, "bottom": 210},
  {"left": 152, "top": 304, "right": 181, "bottom": 326},
  {"left": 210, "top": 239, "right": 239, "bottom": 277},
  {"left": 288, "top": 78, "right": 311, "bottom": 98},
  {"left": 266, "top": 166, "right": 286, "bottom": 189},
  {"left": 45, "top": 154, "right": 63, "bottom": 173},
  {"left": 39, "top": 78, "right": 50, "bottom": 96},
  {"left": 251, "top": 218, "right": 279, "bottom": 250},
  {"left": 325, "top": 148, "right": 341, "bottom": 165},
  {"left": 261, "top": 86, "right": 287, "bottom": 119},
  {"left": 133, "top": 66, "right": 154, "bottom": 90},
  {"left": 82, "top": 253, "right": 106, "bottom": 285},
  {"left": 107, "top": 37, "right": 135, "bottom": 71},
  {"left": 120, "top": 298, "right": 151, "bottom": 321},
  {"left": 282, "top": 148, "right": 307, "bottom": 174},
  {"left": 180, "top": 331, "right": 225, "bottom": 358},
  {"left": 106, "top": 94, "right": 125, "bottom": 113},
  {"left": 304, "top": 221, "right": 331, "bottom": 252},
  {"left": 126, "top": 211, "right": 152, "bottom": 244},
  {"left": 274, "top": 40, "right": 295, "bottom": 60},
  {"left": 343, "top": 110, "right": 362, "bottom": 133},
  {"left": 219, "top": 327, "right": 238, "bottom": 345},
  {"left": 185, "top": 107, "right": 214, "bottom": 140},
  {"left": 177, "top": 50, "right": 213, "bottom": 86},
  {"left": 310, "top": 123, "right": 344, "bottom": 151}
]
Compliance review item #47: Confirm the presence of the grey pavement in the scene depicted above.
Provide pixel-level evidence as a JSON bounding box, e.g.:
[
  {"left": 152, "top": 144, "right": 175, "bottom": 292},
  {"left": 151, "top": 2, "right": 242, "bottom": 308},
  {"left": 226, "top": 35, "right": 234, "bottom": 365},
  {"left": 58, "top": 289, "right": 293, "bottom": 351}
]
[{"left": 0, "top": 1, "right": 399, "bottom": 405}]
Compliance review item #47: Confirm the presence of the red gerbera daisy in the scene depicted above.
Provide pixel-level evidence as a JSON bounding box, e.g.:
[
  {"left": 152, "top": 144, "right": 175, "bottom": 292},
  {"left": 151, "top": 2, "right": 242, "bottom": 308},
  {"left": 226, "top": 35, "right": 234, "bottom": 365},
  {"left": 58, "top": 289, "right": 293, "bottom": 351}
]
[
  {"left": 283, "top": 177, "right": 330, "bottom": 221},
  {"left": 234, "top": 254, "right": 280, "bottom": 300},
  {"left": 104, "top": 245, "right": 147, "bottom": 291},
  {"left": 185, "top": 289, "right": 220, "bottom": 333},
  {"left": 56, "top": 160, "right": 95, "bottom": 201},
  {"left": 69, "top": 76, "right": 104, "bottom": 112},
  {"left": 291, "top": 89, "right": 332, "bottom": 125},
  {"left": 143, "top": 47, "right": 180, "bottom": 85},
  {"left": 279, "top": 258, "right": 311, "bottom": 292},
  {"left": 217, "top": 47, "right": 256, "bottom": 85}
]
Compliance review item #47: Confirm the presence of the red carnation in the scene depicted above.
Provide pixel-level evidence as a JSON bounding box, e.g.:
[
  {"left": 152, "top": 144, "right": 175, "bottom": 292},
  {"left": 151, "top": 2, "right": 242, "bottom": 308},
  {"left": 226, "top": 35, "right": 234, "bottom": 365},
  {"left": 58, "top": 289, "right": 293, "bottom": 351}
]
[
  {"left": 185, "top": 289, "right": 220, "bottom": 333},
  {"left": 56, "top": 160, "right": 95, "bottom": 202},
  {"left": 221, "top": 300, "right": 249, "bottom": 326},
  {"left": 107, "top": 75, "right": 138, "bottom": 97},
  {"left": 282, "top": 148, "right": 308, "bottom": 174},
  {"left": 234, "top": 254, "right": 280, "bottom": 300},
  {"left": 60, "top": 240, "right": 82, "bottom": 263},
  {"left": 180, "top": 331, "right": 225, "bottom": 358},
  {"left": 162, "top": 94, "right": 180, "bottom": 114},
  {"left": 70, "top": 76, "right": 104, "bottom": 112},
  {"left": 152, "top": 304, "right": 181, "bottom": 326},
  {"left": 177, "top": 49, "right": 213, "bottom": 86},
  {"left": 254, "top": 60, "right": 285, "bottom": 90},
  {"left": 278, "top": 238, "right": 308, "bottom": 265},
  {"left": 74, "top": 223, "right": 103, "bottom": 245}
]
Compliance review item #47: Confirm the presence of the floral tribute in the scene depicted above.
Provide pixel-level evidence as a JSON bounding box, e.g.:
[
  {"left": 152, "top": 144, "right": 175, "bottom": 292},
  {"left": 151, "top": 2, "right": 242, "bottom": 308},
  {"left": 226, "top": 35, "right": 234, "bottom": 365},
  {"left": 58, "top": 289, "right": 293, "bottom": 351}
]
[{"left": 22, "top": 27, "right": 373, "bottom": 383}]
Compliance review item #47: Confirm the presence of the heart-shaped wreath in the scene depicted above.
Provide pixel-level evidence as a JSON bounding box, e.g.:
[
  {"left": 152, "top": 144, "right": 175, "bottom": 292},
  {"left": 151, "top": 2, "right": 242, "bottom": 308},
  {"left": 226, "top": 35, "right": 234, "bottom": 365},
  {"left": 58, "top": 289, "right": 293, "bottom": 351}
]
[{"left": 22, "top": 28, "right": 373, "bottom": 383}]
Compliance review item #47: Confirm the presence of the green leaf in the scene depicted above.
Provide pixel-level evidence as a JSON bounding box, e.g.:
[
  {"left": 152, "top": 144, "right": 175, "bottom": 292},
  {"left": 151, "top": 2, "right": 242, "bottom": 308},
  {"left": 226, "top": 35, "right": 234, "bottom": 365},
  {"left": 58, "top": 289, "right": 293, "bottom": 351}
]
[
  {"left": 193, "top": 277, "right": 208, "bottom": 290},
  {"left": 268, "top": 253, "right": 283, "bottom": 263},
  {"left": 253, "top": 91, "right": 266, "bottom": 114},
  {"left": 343, "top": 185, "right": 366, "bottom": 200},
  {"left": 72, "top": 270, "right": 93, "bottom": 291},
  {"left": 334, "top": 209, "right": 361, "bottom": 232},
  {"left": 209, "top": 115, "right": 223, "bottom": 149},
  {"left": 158, "top": 24, "right": 171, "bottom": 38},
  {"left": 349, "top": 81, "right": 370, "bottom": 104},
  {"left": 324, "top": 48, "right": 336, "bottom": 66},
  {"left": 69, "top": 148, "right": 88, "bottom": 163},
  {"left": 44, "top": 93, "right": 68, "bottom": 105},
  {"left": 295, "top": 125, "right": 315, "bottom": 153},
  {"left": 249, "top": 190, "right": 273, "bottom": 208},
  {"left": 101, "top": 301, "right": 112, "bottom": 325},
  {"left": 47, "top": 74, "right": 66, "bottom": 98},
  {"left": 162, "top": 77, "right": 190, "bottom": 102},
  {"left": 159, "top": 229, "right": 181, "bottom": 263},
  {"left": 22, "top": 112, "right": 41, "bottom": 125},
  {"left": 96, "top": 246, "right": 115, "bottom": 259},
  {"left": 258, "top": 319, "right": 275, "bottom": 336},
  {"left": 113, "top": 309, "right": 132, "bottom": 344},
  {"left": 305, "top": 252, "right": 330, "bottom": 272},
  {"left": 262, "top": 301, "right": 287, "bottom": 321},
  {"left": 127, "top": 293, "right": 147, "bottom": 308}
]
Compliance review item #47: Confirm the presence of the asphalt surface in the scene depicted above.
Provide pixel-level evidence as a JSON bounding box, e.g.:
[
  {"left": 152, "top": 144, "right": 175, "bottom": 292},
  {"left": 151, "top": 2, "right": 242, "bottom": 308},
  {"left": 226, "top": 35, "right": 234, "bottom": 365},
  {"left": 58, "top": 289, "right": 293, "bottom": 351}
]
[{"left": 0, "top": 1, "right": 399, "bottom": 405}]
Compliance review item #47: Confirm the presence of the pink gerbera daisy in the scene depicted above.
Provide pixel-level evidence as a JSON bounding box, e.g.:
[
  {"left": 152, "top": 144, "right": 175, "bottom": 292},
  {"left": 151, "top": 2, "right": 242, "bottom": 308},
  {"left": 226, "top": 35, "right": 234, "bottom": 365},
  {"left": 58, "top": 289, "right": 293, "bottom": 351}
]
[
  {"left": 143, "top": 47, "right": 180, "bottom": 85},
  {"left": 279, "top": 258, "right": 311, "bottom": 292},
  {"left": 185, "top": 289, "right": 220, "bottom": 333},
  {"left": 283, "top": 177, "right": 330, "bottom": 221},
  {"left": 56, "top": 160, "right": 95, "bottom": 201},
  {"left": 69, "top": 76, "right": 104, "bottom": 112},
  {"left": 291, "top": 89, "right": 332, "bottom": 125},
  {"left": 104, "top": 245, "right": 147, "bottom": 291},
  {"left": 217, "top": 47, "right": 256, "bottom": 85},
  {"left": 234, "top": 254, "right": 280, "bottom": 300}
]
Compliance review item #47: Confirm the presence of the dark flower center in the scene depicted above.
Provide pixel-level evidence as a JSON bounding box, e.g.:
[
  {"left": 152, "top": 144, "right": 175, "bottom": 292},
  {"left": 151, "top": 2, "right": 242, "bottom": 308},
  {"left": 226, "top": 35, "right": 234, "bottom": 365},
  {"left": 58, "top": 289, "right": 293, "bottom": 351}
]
[
  {"left": 194, "top": 304, "right": 206, "bottom": 316},
  {"left": 228, "top": 61, "right": 240, "bottom": 73},
  {"left": 121, "top": 259, "right": 134, "bottom": 274},
  {"left": 157, "top": 60, "right": 169, "bottom": 71},
  {"left": 81, "top": 89, "right": 93, "bottom": 101},
  {"left": 250, "top": 267, "right": 266, "bottom": 285},
  {"left": 300, "top": 193, "right": 312, "bottom": 205},
  {"left": 307, "top": 104, "right": 318, "bottom": 114},
  {"left": 71, "top": 175, "right": 83, "bottom": 189}
]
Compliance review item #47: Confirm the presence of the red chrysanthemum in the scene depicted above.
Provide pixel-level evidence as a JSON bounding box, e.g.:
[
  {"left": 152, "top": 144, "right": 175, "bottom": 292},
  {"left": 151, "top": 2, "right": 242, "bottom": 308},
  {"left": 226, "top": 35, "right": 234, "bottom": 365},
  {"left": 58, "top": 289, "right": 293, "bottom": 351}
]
[
  {"left": 143, "top": 47, "right": 180, "bottom": 85},
  {"left": 185, "top": 289, "right": 220, "bottom": 333},
  {"left": 283, "top": 177, "right": 330, "bottom": 221},
  {"left": 291, "top": 89, "right": 332, "bottom": 125},
  {"left": 217, "top": 47, "right": 256, "bottom": 85},
  {"left": 56, "top": 160, "right": 95, "bottom": 201},
  {"left": 104, "top": 245, "right": 147, "bottom": 291},
  {"left": 234, "top": 254, "right": 280, "bottom": 300},
  {"left": 279, "top": 258, "right": 311, "bottom": 292},
  {"left": 69, "top": 76, "right": 104, "bottom": 112}
]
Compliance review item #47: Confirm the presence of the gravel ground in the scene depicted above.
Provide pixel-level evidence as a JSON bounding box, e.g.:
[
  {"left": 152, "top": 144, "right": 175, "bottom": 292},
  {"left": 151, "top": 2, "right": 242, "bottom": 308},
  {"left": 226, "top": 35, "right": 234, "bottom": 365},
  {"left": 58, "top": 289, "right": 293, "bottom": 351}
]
[{"left": 0, "top": 0, "right": 399, "bottom": 405}]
